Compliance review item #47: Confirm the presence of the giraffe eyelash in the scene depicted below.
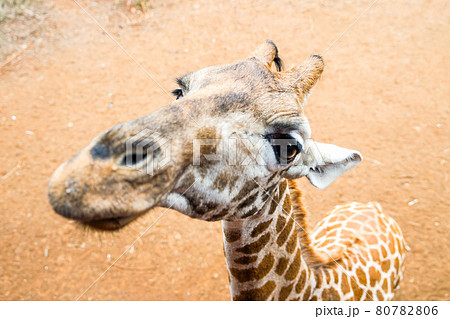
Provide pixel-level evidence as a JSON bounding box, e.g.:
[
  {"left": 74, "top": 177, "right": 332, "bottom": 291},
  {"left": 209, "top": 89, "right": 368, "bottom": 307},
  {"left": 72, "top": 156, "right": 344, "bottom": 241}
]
[{"left": 171, "top": 89, "right": 183, "bottom": 100}]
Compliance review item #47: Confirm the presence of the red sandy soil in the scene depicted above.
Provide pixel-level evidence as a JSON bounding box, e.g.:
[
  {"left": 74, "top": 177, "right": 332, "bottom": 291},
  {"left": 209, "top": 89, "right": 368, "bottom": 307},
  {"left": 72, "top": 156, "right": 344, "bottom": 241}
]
[{"left": 0, "top": 0, "right": 449, "bottom": 300}]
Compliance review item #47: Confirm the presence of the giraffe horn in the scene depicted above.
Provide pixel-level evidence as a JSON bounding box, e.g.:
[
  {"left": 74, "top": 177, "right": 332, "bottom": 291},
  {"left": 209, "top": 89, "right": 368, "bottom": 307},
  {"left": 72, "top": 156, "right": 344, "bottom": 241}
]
[
  {"left": 289, "top": 55, "right": 324, "bottom": 99},
  {"left": 252, "top": 40, "right": 283, "bottom": 71}
]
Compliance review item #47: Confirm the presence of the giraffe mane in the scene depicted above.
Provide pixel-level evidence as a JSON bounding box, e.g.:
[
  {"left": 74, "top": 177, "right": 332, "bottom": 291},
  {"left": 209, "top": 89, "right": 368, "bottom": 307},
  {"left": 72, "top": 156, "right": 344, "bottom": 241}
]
[{"left": 288, "top": 179, "right": 344, "bottom": 268}]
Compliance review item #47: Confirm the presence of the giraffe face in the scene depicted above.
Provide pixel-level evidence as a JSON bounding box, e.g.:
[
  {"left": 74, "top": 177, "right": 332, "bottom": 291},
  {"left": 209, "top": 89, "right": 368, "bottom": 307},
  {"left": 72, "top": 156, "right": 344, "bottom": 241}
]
[{"left": 48, "top": 41, "right": 362, "bottom": 229}]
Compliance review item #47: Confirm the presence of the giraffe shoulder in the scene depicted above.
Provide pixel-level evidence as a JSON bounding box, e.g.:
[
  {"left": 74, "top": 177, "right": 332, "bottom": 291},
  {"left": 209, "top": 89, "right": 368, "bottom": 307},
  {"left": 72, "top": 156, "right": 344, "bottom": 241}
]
[{"left": 308, "top": 202, "right": 386, "bottom": 264}]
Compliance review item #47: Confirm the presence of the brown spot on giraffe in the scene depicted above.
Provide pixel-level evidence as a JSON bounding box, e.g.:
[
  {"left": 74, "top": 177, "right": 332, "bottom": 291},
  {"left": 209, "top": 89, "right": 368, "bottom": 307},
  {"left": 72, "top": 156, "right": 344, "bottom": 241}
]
[
  {"left": 282, "top": 191, "right": 292, "bottom": 214},
  {"left": 295, "top": 270, "right": 307, "bottom": 293},
  {"left": 333, "top": 270, "right": 339, "bottom": 285},
  {"left": 232, "top": 180, "right": 258, "bottom": 202},
  {"left": 278, "top": 283, "right": 294, "bottom": 301},
  {"left": 394, "top": 276, "right": 401, "bottom": 290},
  {"left": 351, "top": 279, "right": 364, "bottom": 301},
  {"left": 378, "top": 216, "right": 387, "bottom": 232},
  {"left": 275, "top": 257, "right": 289, "bottom": 276},
  {"left": 391, "top": 221, "right": 400, "bottom": 234},
  {"left": 376, "top": 290, "right": 384, "bottom": 301},
  {"left": 302, "top": 286, "right": 312, "bottom": 301},
  {"left": 276, "top": 217, "right": 293, "bottom": 247},
  {"left": 324, "top": 269, "right": 331, "bottom": 283},
  {"left": 236, "top": 232, "right": 271, "bottom": 254},
  {"left": 276, "top": 215, "right": 286, "bottom": 233},
  {"left": 241, "top": 206, "right": 259, "bottom": 218},
  {"left": 229, "top": 253, "right": 275, "bottom": 283},
  {"left": 237, "top": 191, "right": 260, "bottom": 210},
  {"left": 213, "top": 208, "right": 229, "bottom": 220},
  {"left": 267, "top": 172, "right": 278, "bottom": 185},
  {"left": 341, "top": 274, "right": 351, "bottom": 295},
  {"left": 233, "top": 280, "right": 276, "bottom": 301},
  {"left": 381, "top": 245, "right": 388, "bottom": 258},
  {"left": 284, "top": 250, "right": 301, "bottom": 281},
  {"left": 390, "top": 271, "right": 396, "bottom": 289},
  {"left": 315, "top": 271, "right": 323, "bottom": 289},
  {"left": 388, "top": 232, "right": 396, "bottom": 253},
  {"left": 315, "top": 227, "right": 327, "bottom": 239},
  {"left": 327, "top": 222, "right": 343, "bottom": 232},
  {"left": 214, "top": 172, "right": 229, "bottom": 192},
  {"left": 371, "top": 249, "right": 380, "bottom": 261},
  {"left": 224, "top": 229, "right": 241, "bottom": 243},
  {"left": 327, "top": 216, "right": 339, "bottom": 224},
  {"left": 268, "top": 197, "right": 279, "bottom": 215},
  {"left": 285, "top": 231, "right": 297, "bottom": 254},
  {"left": 394, "top": 257, "right": 400, "bottom": 271},
  {"left": 278, "top": 179, "right": 287, "bottom": 199},
  {"left": 381, "top": 260, "right": 391, "bottom": 273},
  {"left": 325, "top": 230, "right": 338, "bottom": 239},
  {"left": 356, "top": 267, "right": 368, "bottom": 286},
  {"left": 321, "top": 287, "right": 340, "bottom": 300},
  {"left": 369, "top": 266, "right": 381, "bottom": 287},
  {"left": 234, "top": 255, "right": 258, "bottom": 265},
  {"left": 250, "top": 219, "right": 272, "bottom": 238},
  {"left": 382, "top": 278, "right": 388, "bottom": 291},
  {"left": 395, "top": 237, "right": 402, "bottom": 251}
]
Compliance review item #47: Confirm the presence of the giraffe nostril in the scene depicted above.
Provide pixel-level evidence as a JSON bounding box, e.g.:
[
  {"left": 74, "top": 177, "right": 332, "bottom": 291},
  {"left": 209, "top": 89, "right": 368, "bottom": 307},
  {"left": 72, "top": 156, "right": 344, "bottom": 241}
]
[
  {"left": 120, "top": 138, "right": 162, "bottom": 167},
  {"left": 120, "top": 150, "right": 148, "bottom": 167}
]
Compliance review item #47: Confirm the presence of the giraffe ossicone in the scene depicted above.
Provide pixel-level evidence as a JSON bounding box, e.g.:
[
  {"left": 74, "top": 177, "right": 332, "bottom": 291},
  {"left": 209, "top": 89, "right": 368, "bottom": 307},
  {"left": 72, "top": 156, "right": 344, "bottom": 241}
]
[{"left": 48, "top": 41, "right": 406, "bottom": 300}]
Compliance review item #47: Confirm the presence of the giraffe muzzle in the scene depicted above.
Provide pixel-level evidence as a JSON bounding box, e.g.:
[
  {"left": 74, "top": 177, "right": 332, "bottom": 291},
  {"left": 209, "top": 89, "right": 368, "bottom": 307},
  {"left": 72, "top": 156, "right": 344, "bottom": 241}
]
[{"left": 48, "top": 111, "right": 187, "bottom": 231}]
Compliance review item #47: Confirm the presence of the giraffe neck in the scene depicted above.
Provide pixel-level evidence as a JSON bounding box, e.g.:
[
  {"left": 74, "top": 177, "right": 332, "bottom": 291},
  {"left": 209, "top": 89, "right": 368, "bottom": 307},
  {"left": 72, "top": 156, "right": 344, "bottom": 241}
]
[{"left": 222, "top": 179, "right": 316, "bottom": 301}]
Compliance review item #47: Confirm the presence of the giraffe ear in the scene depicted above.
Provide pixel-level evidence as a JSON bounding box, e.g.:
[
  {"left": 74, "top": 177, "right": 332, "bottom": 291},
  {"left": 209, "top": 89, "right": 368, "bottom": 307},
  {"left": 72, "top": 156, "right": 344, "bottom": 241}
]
[
  {"left": 305, "top": 142, "right": 362, "bottom": 189},
  {"left": 282, "top": 141, "right": 362, "bottom": 189}
]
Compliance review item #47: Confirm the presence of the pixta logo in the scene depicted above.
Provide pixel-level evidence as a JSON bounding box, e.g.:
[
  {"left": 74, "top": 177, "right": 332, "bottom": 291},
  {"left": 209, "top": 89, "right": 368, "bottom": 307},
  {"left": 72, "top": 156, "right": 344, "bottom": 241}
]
[{"left": 124, "top": 129, "right": 171, "bottom": 175}]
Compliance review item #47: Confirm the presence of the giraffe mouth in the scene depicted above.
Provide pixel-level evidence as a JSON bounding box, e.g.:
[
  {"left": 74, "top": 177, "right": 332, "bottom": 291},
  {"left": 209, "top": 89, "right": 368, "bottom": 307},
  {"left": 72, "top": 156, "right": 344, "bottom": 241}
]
[{"left": 82, "top": 215, "right": 141, "bottom": 231}]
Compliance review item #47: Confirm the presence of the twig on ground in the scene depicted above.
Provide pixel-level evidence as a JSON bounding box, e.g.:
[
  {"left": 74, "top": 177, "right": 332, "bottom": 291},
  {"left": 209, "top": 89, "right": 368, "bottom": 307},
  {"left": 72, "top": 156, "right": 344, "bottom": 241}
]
[
  {"left": 1, "top": 162, "right": 21, "bottom": 181},
  {"left": 0, "top": 45, "right": 29, "bottom": 70}
]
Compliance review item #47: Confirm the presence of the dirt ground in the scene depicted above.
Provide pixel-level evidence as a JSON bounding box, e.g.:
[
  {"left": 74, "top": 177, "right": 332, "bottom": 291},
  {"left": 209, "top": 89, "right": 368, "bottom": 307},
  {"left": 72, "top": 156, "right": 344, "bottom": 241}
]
[{"left": 1, "top": 0, "right": 449, "bottom": 301}]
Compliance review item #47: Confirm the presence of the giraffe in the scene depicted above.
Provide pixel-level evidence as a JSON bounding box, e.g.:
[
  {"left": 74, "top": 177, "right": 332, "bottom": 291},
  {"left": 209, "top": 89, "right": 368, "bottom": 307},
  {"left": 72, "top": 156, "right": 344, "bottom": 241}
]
[{"left": 48, "top": 41, "right": 407, "bottom": 300}]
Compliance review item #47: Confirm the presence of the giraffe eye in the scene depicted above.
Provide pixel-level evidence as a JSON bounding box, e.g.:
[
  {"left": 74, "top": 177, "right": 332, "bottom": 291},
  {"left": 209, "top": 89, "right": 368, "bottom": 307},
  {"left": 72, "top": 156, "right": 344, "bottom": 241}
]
[
  {"left": 171, "top": 89, "right": 183, "bottom": 100},
  {"left": 266, "top": 133, "right": 302, "bottom": 164}
]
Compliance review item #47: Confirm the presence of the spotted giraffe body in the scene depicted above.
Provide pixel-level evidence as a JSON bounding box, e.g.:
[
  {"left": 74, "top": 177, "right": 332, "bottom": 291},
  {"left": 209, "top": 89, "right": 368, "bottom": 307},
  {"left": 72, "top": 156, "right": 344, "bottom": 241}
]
[
  {"left": 48, "top": 41, "right": 407, "bottom": 300},
  {"left": 223, "top": 180, "right": 406, "bottom": 301}
]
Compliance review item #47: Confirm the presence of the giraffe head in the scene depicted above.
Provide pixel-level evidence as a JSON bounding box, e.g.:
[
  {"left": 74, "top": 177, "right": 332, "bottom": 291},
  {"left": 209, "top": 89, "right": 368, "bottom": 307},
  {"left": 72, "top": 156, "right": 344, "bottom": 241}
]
[{"left": 48, "top": 41, "right": 362, "bottom": 230}]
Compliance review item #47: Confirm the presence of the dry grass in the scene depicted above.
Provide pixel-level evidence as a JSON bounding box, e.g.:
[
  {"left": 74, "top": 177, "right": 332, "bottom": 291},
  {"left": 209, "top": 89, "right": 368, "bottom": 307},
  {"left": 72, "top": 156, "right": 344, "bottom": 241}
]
[
  {"left": 0, "top": 0, "right": 40, "bottom": 23},
  {"left": 0, "top": 0, "right": 50, "bottom": 63},
  {"left": 123, "top": 0, "right": 153, "bottom": 13}
]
